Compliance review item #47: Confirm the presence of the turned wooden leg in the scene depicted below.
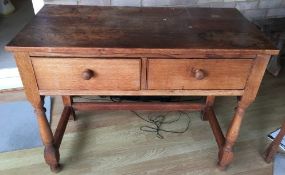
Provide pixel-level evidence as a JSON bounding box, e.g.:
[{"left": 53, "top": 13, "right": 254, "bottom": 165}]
[
  {"left": 202, "top": 96, "right": 215, "bottom": 121},
  {"left": 264, "top": 120, "right": 285, "bottom": 163},
  {"left": 217, "top": 55, "right": 270, "bottom": 169},
  {"left": 13, "top": 53, "right": 60, "bottom": 172},
  {"left": 35, "top": 98, "right": 60, "bottom": 173},
  {"left": 62, "top": 96, "right": 76, "bottom": 121},
  {"left": 218, "top": 106, "right": 246, "bottom": 170}
]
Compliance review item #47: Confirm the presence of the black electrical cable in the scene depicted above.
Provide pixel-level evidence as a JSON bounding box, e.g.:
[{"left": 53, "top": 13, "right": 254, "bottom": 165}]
[
  {"left": 76, "top": 96, "right": 193, "bottom": 139},
  {"left": 131, "top": 111, "right": 191, "bottom": 139}
]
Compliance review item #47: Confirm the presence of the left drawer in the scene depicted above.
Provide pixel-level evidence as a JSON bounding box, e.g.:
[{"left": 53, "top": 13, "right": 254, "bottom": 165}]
[{"left": 31, "top": 57, "right": 141, "bottom": 91}]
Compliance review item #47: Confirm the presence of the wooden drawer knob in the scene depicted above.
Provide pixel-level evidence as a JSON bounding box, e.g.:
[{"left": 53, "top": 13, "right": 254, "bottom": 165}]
[
  {"left": 192, "top": 68, "right": 205, "bottom": 80},
  {"left": 82, "top": 69, "right": 94, "bottom": 80}
]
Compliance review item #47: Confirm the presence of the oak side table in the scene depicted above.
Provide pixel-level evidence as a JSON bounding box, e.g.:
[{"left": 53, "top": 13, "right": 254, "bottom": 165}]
[{"left": 6, "top": 5, "right": 279, "bottom": 173}]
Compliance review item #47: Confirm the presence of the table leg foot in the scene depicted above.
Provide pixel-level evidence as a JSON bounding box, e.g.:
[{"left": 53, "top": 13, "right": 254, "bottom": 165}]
[
  {"left": 218, "top": 146, "right": 233, "bottom": 170},
  {"left": 33, "top": 99, "right": 61, "bottom": 173},
  {"left": 263, "top": 145, "right": 275, "bottom": 163},
  {"left": 44, "top": 144, "right": 60, "bottom": 173},
  {"left": 217, "top": 106, "right": 245, "bottom": 169},
  {"left": 50, "top": 164, "right": 61, "bottom": 173},
  {"left": 217, "top": 164, "right": 227, "bottom": 171}
]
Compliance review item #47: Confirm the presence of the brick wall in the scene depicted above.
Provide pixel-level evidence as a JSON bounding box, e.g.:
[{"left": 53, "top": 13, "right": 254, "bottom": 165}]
[{"left": 44, "top": 0, "right": 285, "bottom": 20}]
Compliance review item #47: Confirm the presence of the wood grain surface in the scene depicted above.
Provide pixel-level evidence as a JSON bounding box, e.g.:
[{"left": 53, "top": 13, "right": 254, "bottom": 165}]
[
  {"left": 5, "top": 5, "right": 278, "bottom": 55},
  {"left": 38, "top": 89, "right": 245, "bottom": 96},
  {"left": 31, "top": 58, "right": 141, "bottom": 91},
  {"left": 148, "top": 59, "right": 253, "bottom": 90}
]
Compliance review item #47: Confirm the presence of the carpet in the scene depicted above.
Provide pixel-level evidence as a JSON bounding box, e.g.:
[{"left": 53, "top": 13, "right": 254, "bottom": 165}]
[
  {"left": 0, "top": 96, "right": 51, "bottom": 152},
  {"left": 274, "top": 153, "right": 285, "bottom": 175}
]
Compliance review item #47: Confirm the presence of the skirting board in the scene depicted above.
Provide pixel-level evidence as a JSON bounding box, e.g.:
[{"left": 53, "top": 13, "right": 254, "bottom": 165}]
[{"left": 0, "top": 67, "right": 23, "bottom": 91}]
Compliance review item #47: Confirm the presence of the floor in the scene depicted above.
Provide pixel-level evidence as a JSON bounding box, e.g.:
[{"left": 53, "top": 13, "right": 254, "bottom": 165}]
[
  {"left": 0, "top": 68, "right": 284, "bottom": 175},
  {"left": 0, "top": 0, "right": 34, "bottom": 90},
  {"left": 0, "top": 0, "right": 34, "bottom": 69}
]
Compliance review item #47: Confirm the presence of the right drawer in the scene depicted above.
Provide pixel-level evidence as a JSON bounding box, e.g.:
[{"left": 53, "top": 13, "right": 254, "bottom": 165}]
[{"left": 147, "top": 59, "right": 253, "bottom": 90}]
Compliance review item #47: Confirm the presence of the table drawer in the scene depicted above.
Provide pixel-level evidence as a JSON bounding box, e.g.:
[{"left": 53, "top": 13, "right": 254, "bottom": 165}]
[
  {"left": 32, "top": 58, "right": 141, "bottom": 90},
  {"left": 148, "top": 59, "right": 253, "bottom": 90}
]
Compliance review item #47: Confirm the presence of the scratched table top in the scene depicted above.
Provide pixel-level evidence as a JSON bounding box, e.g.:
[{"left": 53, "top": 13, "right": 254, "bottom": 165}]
[{"left": 6, "top": 5, "right": 278, "bottom": 55}]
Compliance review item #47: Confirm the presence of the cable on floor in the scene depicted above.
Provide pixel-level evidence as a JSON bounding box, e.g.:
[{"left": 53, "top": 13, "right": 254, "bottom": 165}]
[
  {"left": 75, "top": 96, "right": 194, "bottom": 139},
  {"left": 131, "top": 111, "right": 191, "bottom": 139}
]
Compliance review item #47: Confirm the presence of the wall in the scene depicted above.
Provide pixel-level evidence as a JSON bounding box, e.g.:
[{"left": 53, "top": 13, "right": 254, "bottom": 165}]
[{"left": 44, "top": 0, "right": 285, "bottom": 20}]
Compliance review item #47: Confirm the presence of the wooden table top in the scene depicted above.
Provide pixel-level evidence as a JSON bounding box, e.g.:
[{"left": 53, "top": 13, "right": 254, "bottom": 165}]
[{"left": 6, "top": 5, "right": 278, "bottom": 55}]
